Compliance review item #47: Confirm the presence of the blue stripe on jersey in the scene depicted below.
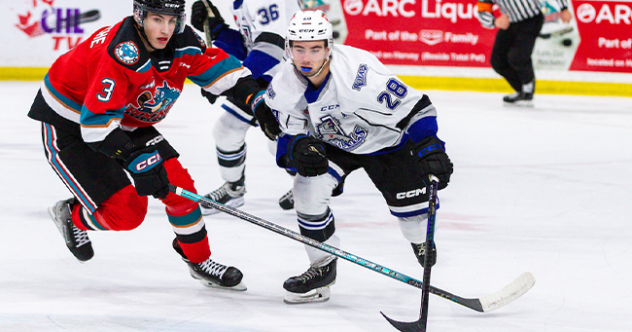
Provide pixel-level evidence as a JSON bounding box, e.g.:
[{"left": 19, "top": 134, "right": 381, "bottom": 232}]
[
  {"left": 168, "top": 208, "right": 203, "bottom": 227},
  {"left": 242, "top": 50, "right": 280, "bottom": 81},
  {"left": 367, "top": 135, "right": 408, "bottom": 156},
  {"left": 137, "top": 59, "right": 152, "bottom": 73},
  {"left": 187, "top": 56, "right": 243, "bottom": 87},
  {"left": 44, "top": 74, "right": 82, "bottom": 112},
  {"left": 276, "top": 133, "right": 292, "bottom": 168},
  {"left": 79, "top": 105, "right": 125, "bottom": 127},
  {"left": 174, "top": 46, "right": 203, "bottom": 59},
  {"left": 221, "top": 104, "right": 253, "bottom": 124},
  {"left": 390, "top": 207, "right": 429, "bottom": 218},
  {"left": 407, "top": 116, "right": 438, "bottom": 143},
  {"left": 215, "top": 28, "right": 247, "bottom": 60},
  {"left": 304, "top": 72, "right": 331, "bottom": 103}
]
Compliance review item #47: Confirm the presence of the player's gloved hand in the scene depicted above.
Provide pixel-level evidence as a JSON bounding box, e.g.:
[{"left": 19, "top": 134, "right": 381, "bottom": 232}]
[
  {"left": 122, "top": 146, "right": 170, "bottom": 199},
  {"left": 200, "top": 88, "right": 218, "bottom": 104},
  {"left": 288, "top": 135, "right": 328, "bottom": 177},
  {"left": 249, "top": 91, "right": 281, "bottom": 140},
  {"left": 191, "top": 0, "right": 227, "bottom": 39},
  {"left": 411, "top": 136, "right": 453, "bottom": 190},
  {"left": 254, "top": 103, "right": 280, "bottom": 140}
]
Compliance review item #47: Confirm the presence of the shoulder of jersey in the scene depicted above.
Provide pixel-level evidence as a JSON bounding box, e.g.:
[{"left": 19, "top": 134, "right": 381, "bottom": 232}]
[
  {"left": 266, "top": 62, "right": 306, "bottom": 106},
  {"left": 105, "top": 18, "right": 206, "bottom": 72},
  {"left": 106, "top": 17, "right": 151, "bottom": 72},
  {"left": 174, "top": 25, "right": 208, "bottom": 53}
]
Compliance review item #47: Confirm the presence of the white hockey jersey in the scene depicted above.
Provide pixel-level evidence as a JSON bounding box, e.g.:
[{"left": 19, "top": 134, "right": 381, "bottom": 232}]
[
  {"left": 265, "top": 44, "right": 437, "bottom": 155},
  {"left": 231, "top": 0, "right": 301, "bottom": 77}
]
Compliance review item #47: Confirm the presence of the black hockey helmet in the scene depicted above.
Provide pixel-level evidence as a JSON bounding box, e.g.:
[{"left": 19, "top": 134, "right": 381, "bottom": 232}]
[{"left": 133, "top": 0, "right": 187, "bottom": 34}]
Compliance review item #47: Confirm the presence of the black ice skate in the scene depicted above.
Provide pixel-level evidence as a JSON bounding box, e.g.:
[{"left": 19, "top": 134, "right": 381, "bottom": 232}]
[
  {"left": 411, "top": 242, "right": 437, "bottom": 268},
  {"left": 172, "top": 239, "right": 246, "bottom": 291},
  {"left": 278, "top": 189, "right": 294, "bottom": 210},
  {"left": 200, "top": 180, "right": 246, "bottom": 215},
  {"left": 503, "top": 91, "right": 534, "bottom": 107},
  {"left": 283, "top": 257, "right": 337, "bottom": 304},
  {"left": 48, "top": 198, "right": 94, "bottom": 262}
]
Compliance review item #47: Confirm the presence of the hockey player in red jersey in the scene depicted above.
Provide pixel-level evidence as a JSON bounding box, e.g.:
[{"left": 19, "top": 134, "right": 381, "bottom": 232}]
[{"left": 27, "top": 0, "right": 275, "bottom": 291}]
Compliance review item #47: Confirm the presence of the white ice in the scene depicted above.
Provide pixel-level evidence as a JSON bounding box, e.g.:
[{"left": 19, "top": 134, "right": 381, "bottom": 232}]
[{"left": 1, "top": 81, "right": 630, "bottom": 332}]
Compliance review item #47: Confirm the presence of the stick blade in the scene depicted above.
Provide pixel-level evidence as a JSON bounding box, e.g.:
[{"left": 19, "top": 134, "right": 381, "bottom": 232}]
[
  {"left": 478, "top": 272, "right": 536, "bottom": 312},
  {"left": 380, "top": 312, "right": 426, "bottom": 332}
]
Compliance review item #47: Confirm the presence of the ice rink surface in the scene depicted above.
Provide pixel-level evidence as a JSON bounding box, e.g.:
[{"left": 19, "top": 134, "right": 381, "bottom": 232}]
[{"left": 1, "top": 81, "right": 630, "bottom": 332}]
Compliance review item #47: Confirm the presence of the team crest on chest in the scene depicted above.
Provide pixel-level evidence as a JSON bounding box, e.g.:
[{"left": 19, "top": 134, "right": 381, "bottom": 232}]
[
  {"left": 126, "top": 81, "right": 181, "bottom": 123},
  {"left": 115, "top": 41, "right": 140, "bottom": 65},
  {"left": 316, "top": 115, "right": 367, "bottom": 151}
]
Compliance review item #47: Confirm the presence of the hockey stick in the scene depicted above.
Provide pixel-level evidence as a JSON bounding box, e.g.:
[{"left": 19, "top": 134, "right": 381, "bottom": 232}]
[
  {"left": 201, "top": 0, "right": 215, "bottom": 46},
  {"left": 169, "top": 184, "right": 536, "bottom": 313},
  {"left": 382, "top": 176, "right": 439, "bottom": 332},
  {"left": 538, "top": 26, "right": 573, "bottom": 39}
]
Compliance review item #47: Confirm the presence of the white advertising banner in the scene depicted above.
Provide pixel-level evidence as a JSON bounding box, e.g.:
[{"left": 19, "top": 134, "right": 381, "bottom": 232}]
[
  {"left": 3, "top": 0, "right": 237, "bottom": 67},
  {"left": 6, "top": 0, "right": 132, "bottom": 67}
]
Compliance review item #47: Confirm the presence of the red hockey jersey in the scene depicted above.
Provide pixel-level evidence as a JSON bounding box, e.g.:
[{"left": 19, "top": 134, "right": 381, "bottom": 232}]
[{"left": 37, "top": 16, "right": 249, "bottom": 144}]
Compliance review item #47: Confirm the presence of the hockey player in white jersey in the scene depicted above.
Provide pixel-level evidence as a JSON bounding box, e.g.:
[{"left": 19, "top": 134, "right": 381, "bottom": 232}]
[
  {"left": 265, "top": 10, "right": 454, "bottom": 304},
  {"left": 189, "top": 0, "right": 302, "bottom": 214}
]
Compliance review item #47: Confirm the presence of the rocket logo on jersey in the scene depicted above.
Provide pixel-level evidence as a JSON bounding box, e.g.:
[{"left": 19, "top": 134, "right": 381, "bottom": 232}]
[
  {"left": 316, "top": 115, "right": 367, "bottom": 151},
  {"left": 126, "top": 81, "right": 181, "bottom": 123},
  {"left": 115, "top": 41, "right": 139, "bottom": 65}
]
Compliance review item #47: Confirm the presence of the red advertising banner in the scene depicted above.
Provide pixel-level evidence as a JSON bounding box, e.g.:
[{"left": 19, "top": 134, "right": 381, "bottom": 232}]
[
  {"left": 337, "top": 0, "right": 632, "bottom": 73},
  {"left": 570, "top": 0, "right": 632, "bottom": 72},
  {"left": 340, "top": 0, "right": 495, "bottom": 67}
]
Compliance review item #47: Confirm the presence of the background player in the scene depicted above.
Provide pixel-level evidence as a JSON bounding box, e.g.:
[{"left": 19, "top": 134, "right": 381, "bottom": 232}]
[
  {"left": 265, "top": 10, "right": 453, "bottom": 303},
  {"left": 189, "top": 0, "right": 302, "bottom": 214},
  {"left": 27, "top": 0, "right": 272, "bottom": 291}
]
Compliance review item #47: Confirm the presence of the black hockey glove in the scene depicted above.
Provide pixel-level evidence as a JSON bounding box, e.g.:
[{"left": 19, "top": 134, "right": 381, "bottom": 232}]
[
  {"left": 190, "top": 0, "right": 227, "bottom": 39},
  {"left": 411, "top": 136, "right": 453, "bottom": 190},
  {"left": 253, "top": 101, "right": 281, "bottom": 140},
  {"left": 200, "top": 88, "right": 218, "bottom": 104},
  {"left": 288, "top": 136, "right": 328, "bottom": 177},
  {"left": 122, "top": 147, "right": 170, "bottom": 199}
]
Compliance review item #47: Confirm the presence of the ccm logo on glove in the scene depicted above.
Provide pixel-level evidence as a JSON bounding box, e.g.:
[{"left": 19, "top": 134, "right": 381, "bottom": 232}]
[
  {"left": 127, "top": 151, "right": 162, "bottom": 173},
  {"left": 417, "top": 144, "right": 441, "bottom": 158}
]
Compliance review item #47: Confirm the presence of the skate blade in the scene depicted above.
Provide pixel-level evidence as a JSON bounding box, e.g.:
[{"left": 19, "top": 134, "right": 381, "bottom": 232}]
[
  {"left": 283, "top": 287, "right": 331, "bottom": 304},
  {"left": 48, "top": 206, "right": 65, "bottom": 235},
  {"left": 198, "top": 279, "right": 247, "bottom": 291},
  {"left": 503, "top": 101, "right": 534, "bottom": 107},
  {"left": 200, "top": 197, "right": 245, "bottom": 216}
]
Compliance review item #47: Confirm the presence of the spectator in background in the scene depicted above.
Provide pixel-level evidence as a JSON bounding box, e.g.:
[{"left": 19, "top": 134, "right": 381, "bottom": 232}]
[{"left": 477, "top": 0, "right": 573, "bottom": 106}]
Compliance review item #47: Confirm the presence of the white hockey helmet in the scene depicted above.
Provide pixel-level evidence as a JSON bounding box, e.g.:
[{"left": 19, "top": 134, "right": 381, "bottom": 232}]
[{"left": 285, "top": 10, "right": 334, "bottom": 56}]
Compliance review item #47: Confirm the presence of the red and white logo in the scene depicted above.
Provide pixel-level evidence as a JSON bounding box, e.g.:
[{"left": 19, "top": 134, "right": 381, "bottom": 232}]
[
  {"left": 577, "top": 3, "right": 597, "bottom": 23},
  {"left": 419, "top": 30, "right": 443, "bottom": 45}
]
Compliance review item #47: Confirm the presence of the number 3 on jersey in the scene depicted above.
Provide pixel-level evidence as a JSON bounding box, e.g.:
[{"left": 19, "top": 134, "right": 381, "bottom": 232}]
[
  {"left": 97, "top": 78, "right": 116, "bottom": 102},
  {"left": 378, "top": 79, "right": 407, "bottom": 110}
]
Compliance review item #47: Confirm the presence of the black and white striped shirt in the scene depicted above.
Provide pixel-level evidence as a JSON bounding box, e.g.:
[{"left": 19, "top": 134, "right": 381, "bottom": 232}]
[{"left": 477, "top": 0, "right": 568, "bottom": 28}]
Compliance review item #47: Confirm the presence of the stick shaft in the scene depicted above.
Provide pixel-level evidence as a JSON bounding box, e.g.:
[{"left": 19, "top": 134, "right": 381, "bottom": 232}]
[
  {"left": 169, "top": 184, "right": 534, "bottom": 312},
  {"left": 201, "top": 1, "right": 214, "bottom": 45},
  {"left": 419, "top": 177, "right": 439, "bottom": 326}
]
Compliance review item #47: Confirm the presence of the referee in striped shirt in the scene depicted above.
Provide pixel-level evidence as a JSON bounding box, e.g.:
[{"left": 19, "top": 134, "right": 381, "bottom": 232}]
[{"left": 477, "top": 0, "right": 573, "bottom": 106}]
